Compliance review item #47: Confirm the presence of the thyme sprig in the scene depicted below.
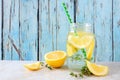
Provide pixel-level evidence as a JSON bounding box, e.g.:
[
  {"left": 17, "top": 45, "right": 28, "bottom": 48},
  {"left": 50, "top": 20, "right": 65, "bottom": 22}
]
[
  {"left": 70, "top": 48, "right": 86, "bottom": 62},
  {"left": 40, "top": 62, "right": 53, "bottom": 70},
  {"left": 70, "top": 72, "right": 83, "bottom": 78},
  {"left": 45, "top": 64, "right": 53, "bottom": 70},
  {"left": 81, "top": 66, "right": 93, "bottom": 76}
]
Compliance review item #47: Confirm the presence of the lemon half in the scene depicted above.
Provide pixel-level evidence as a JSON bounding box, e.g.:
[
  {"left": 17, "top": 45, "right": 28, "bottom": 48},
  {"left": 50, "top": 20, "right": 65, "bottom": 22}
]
[{"left": 45, "top": 51, "right": 67, "bottom": 68}]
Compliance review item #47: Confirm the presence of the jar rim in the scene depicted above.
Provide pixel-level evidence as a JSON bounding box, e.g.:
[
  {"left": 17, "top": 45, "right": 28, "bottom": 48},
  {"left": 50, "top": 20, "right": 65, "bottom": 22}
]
[
  {"left": 70, "top": 22, "right": 91, "bottom": 26},
  {"left": 70, "top": 22, "right": 93, "bottom": 33}
]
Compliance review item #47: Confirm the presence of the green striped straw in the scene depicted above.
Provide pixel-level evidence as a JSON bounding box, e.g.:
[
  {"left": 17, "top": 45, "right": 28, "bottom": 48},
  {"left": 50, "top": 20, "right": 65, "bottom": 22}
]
[
  {"left": 62, "top": 3, "right": 72, "bottom": 23},
  {"left": 62, "top": 2, "right": 78, "bottom": 36}
]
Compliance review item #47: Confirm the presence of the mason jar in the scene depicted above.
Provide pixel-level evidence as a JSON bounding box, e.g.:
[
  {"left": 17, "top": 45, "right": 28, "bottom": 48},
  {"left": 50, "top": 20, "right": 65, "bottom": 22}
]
[{"left": 66, "top": 23, "right": 95, "bottom": 71}]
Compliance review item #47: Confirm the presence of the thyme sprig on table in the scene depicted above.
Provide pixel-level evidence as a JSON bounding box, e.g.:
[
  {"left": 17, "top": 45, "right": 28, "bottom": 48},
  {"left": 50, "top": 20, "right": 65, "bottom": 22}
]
[
  {"left": 40, "top": 62, "right": 53, "bottom": 70},
  {"left": 45, "top": 64, "right": 53, "bottom": 70},
  {"left": 70, "top": 72, "right": 83, "bottom": 78}
]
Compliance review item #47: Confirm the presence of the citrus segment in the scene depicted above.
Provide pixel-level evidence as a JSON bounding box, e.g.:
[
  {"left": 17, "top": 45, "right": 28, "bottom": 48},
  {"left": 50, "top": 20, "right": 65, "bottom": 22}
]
[
  {"left": 67, "top": 43, "right": 77, "bottom": 56},
  {"left": 86, "top": 60, "right": 108, "bottom": 76},
  {"left": 68, "top": 33, "right": 94, "bottom": 49},
  {"left": 86, "top": 38, "right": 95, "bottom": 60},
  {"left": 45, "top": 51, "right": 66, "bottom": 68},
  {"left": 24, "top": 62, "right": 41, "bottom": 71}
]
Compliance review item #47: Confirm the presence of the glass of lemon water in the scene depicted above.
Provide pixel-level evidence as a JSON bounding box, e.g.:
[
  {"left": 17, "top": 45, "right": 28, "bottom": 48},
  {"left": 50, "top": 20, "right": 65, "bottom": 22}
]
[{"left": 67, "top": 23, "right": 95, "bottom": 71}]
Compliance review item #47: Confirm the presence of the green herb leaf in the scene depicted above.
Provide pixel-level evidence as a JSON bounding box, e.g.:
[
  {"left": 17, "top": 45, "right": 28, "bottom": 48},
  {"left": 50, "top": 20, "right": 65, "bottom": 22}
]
[
  {"left": 45, "top": 64, "right": 53, "bottom": 70},
  {"left": 81, "top": 48, "right": 86, "bottom": 59},
  {"left": 70, "top": 72, "right": 74, "bottom": 76},
  {"left": 81, "top": 66, "right": 93, "bottom": 76},
  {"left": 70, "top": 72, "right": 83, "bottom": 78},
  {"left": 79, "top": 73, "right": 83, "bottom": 78},
  {"left": 70, "top": 53, "right": 83, "bottom": 61},
  {"left": 40, "top": 62, "right": 44, "bottom": 66},
  {"left": 74, "top": 74, "right": 78, "bottom": 77}
]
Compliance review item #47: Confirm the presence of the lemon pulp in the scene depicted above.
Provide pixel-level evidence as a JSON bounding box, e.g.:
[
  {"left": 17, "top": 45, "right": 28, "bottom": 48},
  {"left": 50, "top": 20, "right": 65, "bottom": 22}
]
[
  {"left": 67, "top": 31, "right": 95, "bottom": 60},
  {"left": 24, "top": 62, "right": 41, "bottom": 71},
  {"left": 45, "top": 51, "right": 66, "bottom": 68},
  {"left": 86, "top": 60, "right": 108, "bottom": 76}
]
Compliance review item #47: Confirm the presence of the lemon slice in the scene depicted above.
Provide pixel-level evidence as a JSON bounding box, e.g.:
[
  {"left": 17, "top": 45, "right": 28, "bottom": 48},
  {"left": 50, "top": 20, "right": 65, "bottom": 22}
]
[
  {"left": 67, "top": 43, "right": 77, "bottom": 56},
  {"left": 24, "top": 62, "right": 41, "bottom": 71},
  {"left": 68, "top": 34, "right": 94, "bottom": 49},
  {"left": 86, "top": 38, "right": 95, "bottom": 60},
  {"left": 86, "top": 60, "right": 108, "bottom": 76},
  {"left": 45, "top": 51, "right": 66, "bottom": 68}
]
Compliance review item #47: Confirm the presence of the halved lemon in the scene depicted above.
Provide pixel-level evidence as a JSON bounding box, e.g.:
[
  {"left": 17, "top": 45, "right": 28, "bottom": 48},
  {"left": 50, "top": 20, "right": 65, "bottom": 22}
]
[
  {"left": 44, "top": 51, "right": 67, "bottom": 68},
  {"left": 24, "top": 62, "right": 41, "bottom": 71},
  {"left": 86, "top": 60, "right": 108, "bottom": 76}
]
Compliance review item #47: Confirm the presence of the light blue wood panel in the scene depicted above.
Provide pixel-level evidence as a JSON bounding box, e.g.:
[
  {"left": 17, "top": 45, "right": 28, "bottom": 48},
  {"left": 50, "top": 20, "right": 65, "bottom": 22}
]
[
  {"left": 39, "top": 0, "right": 55, "bottom": 60},
  {"left": 3, "top": 0, "right": 12, "bottom": 60},
  {"left": 113, "top": 0, "right": 120, "bottom": 61},
  {"left": 20, "top": 0, "right": 38, "bottom": 60},
  {"left": 49, "top": 0, "right": 57, "bottom": 51},
  {"left": 57, "top": 0, "right": 74, "bottom": 51},
  {"left": 9, "top": 0, "right": 20, "bottom": 60},
  {"left": 94, "top": 0, "right": 112, "bottom": 62},
  {"left": 0, "top": 0, "right": 1, "bottom": 59},
  {"left": 76, "top": 0, "right": 94, "bottom": 25}
]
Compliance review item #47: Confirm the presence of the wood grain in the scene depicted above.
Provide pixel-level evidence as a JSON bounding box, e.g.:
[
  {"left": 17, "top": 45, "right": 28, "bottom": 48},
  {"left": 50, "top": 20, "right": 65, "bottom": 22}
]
[
  {"left": 76, "top": 0, "right": 94, "bottom": 24},
  {"left": 113, "top": 0, "right": 120, "bottom": 61},
  {"left": 93, "top": 0, "right": 112, "bottom": 62},
  {"left": 19, "top": 0, "right": 38, "bottom": 60},
  {"left": 39, "top": 0, "right": 53, "bottom": 60},
  {"left": 9, "top": 0, "right": 20, "bottom": 60},
  {"left": 3, "top": 0, "right": 12, "bottom": 60}
]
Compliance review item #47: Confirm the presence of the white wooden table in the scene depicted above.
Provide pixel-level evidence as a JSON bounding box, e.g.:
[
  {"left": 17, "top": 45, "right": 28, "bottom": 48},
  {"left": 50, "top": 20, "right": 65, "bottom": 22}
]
[{"left": 0, "top": 61, "right": 120, "bottom": 80}]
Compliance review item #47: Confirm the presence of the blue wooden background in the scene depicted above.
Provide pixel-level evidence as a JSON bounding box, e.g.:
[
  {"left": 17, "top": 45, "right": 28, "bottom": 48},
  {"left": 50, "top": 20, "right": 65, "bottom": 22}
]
[{"left": 0, "top": 0, "right": 120, "bottom": 62}]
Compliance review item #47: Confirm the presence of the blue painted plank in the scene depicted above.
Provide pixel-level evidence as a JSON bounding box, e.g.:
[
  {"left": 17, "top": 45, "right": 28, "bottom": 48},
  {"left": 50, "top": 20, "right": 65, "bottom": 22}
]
[
  {"left": 0, "top": 0, "right": 1, "bottom": 59},
  {"left": 9, "top": 0, "right": 20, "bottom": 60},
  {"left": 20, "top": 0, "right": 38, "bottom": 60},
  {"left": 113, "top": 0, "right": 120, "bottom": 61},
  {"left": 57, "top": 0, "right": 74, "bottom": 51},
  {"left": 39, "top": 0, "right": 54, "bottom": 60},
  {"left": 3, "top": 0, "right": 12, "bottom": 60},
  {"left": 93, "top": 0, "right": 112, "bottom": 62},
  {"left": 76, "top": 0, "right": 94, "bottom": 25},
  {"left": 49, "top": 0, "right": 57, "bottom": 51}
]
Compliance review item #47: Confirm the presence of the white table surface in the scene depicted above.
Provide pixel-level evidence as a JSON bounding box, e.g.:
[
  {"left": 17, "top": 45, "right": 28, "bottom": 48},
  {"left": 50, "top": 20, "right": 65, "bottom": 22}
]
[{"left": 0, "top": 61, "right": 120, "bottom": 80}]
